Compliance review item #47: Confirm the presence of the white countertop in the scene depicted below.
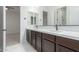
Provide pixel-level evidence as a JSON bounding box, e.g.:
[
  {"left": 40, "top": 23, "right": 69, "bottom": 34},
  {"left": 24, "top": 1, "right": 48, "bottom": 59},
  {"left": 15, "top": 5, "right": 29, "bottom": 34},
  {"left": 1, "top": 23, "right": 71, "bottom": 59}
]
[{"left": 26, "top": 27, "right": 79, "bottom": 41}]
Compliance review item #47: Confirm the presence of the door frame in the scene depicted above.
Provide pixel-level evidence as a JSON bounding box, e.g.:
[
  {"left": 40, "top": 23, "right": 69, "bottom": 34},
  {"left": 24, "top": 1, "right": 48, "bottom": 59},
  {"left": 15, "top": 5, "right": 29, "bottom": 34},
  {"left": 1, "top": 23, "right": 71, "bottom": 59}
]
[
  {"left": 3, "top": 6, "right": 21, "bottom": 52},
  {"left": 3, "top": 6, "right": 6, "bottom": 52}
]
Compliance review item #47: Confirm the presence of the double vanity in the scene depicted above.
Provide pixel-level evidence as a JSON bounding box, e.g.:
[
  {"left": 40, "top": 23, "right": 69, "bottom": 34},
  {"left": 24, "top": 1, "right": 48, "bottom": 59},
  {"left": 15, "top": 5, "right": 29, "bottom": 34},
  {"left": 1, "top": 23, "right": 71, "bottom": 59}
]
[
  {"left": 26, "top": 6, "right": 79, "bottom": 52},
  {"left": 26, "top": 28, "right": 79, "bottom": 52}
]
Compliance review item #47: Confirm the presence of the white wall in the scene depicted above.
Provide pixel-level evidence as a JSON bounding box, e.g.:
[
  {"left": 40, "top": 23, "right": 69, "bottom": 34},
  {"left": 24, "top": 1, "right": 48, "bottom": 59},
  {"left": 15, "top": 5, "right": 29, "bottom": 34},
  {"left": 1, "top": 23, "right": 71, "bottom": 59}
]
[
  {"left": 6, "top": 7, "right": 20, "bottom": 34},
  {"left": 20, "top": 6, "right": 28, "bottom": 43}
]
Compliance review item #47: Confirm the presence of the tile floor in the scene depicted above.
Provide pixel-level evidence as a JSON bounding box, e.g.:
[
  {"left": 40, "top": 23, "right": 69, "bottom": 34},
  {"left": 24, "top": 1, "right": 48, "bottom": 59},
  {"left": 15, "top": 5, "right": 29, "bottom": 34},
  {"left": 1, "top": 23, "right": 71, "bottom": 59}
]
[
  {"left": 6, "top": 42, "right": 37, "bottom": 52},
  {"left": 6, "top": 33, "right": 20, "bottom": 46},
  {"left": 6, "top": 33, "right": 37, "bottom": 52},
  {"left": 6, "top": 43, "right": 26, "bottom": 52},
  {"left": 6, "top": 38, "right": 37, "bottom": 52}
]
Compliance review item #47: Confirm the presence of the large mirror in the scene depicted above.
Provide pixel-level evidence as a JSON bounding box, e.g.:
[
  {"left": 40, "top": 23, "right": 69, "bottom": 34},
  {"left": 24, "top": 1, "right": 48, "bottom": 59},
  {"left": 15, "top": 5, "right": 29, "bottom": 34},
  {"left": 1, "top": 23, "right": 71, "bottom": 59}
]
[
  {"left": 55, "top": 6, "right": 79, "bottom": 26},
  {"left": 28, "top": 6, "right": 79, "bottom": 26}
]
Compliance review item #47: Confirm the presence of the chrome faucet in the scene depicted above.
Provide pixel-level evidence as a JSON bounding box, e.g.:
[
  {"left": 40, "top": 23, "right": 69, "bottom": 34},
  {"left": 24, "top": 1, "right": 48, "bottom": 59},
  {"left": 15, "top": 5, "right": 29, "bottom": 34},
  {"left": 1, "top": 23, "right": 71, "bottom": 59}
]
[{"left": 56, "top": 24, "right": 58, "bottom": 31}]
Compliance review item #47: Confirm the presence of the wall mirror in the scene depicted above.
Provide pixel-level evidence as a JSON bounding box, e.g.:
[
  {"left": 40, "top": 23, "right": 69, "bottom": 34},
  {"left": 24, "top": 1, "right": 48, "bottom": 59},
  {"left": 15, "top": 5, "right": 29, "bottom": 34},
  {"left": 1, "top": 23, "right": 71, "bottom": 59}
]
[
  {"left": 28, "top": 12, "right": 39, "bottom": 25},
  {"left": 55, "top": 6, "right": 79, "bottom": 26},
  {"left": 27, "top": 6, "right": 79, "bottom": 27},
  {"left": 55, "top": 7, "right": 66, "bottom": 25}
]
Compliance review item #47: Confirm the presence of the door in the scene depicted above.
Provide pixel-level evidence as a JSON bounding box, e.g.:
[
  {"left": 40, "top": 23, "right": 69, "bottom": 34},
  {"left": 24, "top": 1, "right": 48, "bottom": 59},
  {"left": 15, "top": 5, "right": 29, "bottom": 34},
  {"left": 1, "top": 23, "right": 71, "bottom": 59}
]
[
  {"left": 26, "top": 30, "right": 29, "bottom": 42},
  {"left": 31, "top": 31, "right": 36, "bottom": 48},
  {"left": 56, "top": 44, "right": 74, "bottom": 52},
  {"left": 36, "top": 32, "right": 42, "bottom": 52},
  {"left": 42, "top": 39, "right": 55, "bottom": 52},
  {"left": 27, "top": 30, "right": 32, "bottom": 44},
  {"left": 36, "top": 36, "right": 41, "bottom": 52},
  {"left": 0, "top": 6, "right": 6, "bottom": 52}
]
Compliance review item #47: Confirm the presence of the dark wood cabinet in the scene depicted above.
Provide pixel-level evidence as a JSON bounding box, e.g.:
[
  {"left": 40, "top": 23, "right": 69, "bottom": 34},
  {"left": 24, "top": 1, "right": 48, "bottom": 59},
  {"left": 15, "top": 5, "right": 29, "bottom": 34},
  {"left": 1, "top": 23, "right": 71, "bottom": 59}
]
[
  {"left": 56, "top": 44, "right": 74, "bottom": 52},
  {"left": 42, "top": 33, "right": 55, "bottom": 52},
  {"left": 26, "top": 30, "right": 29, "bottom": 42},
  {"left": 26, "top": 30, "right": 79, "bottom": 52},
  {"left": 42, "top": 39, "right": 55, "bottom": 52},
  {"left": 26, "top": 30, "right": 32, "bottom": 44},
  {"left": 36, "top": 32, "right": 42, "bottom": 52},
  {"left": 56, "top": 36, "right": 78, "bottom": 52},
  {"left": 36, "top": 37, "right": 42, "bottom": 52},
  {"left": 31, "top": 31, "right": 36, "bottom": 48}
]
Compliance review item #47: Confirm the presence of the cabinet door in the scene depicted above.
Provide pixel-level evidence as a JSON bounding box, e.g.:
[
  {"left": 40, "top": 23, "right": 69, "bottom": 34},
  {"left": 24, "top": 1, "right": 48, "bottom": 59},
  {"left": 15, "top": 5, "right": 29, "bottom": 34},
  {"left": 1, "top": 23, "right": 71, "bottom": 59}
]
[
  {"left": 26, "top": 30, "right": 29, "bottom": 42},
  {"left": 31, "top": 31, "right": 36, "bottom": 48},
  {"left": 36, "top": 36, "right": 41, "bottom": 52},
  {"left": 32, "top": 37, "right": 35, "bottom": 48},
  {"left": 56, "top": 44, "right": 74, "bottom": 52},
  {"left": 26, "top": 30, "right": 32, "bottom": 44},
  {"left": 42, "top": 39, "right": 55, "bottom": 52},
  {"left": 27, "top": 30, "right": 32, "bottom": 44},
  {"left": 56, "top": 36, "right": 78, "bottom": 52}
]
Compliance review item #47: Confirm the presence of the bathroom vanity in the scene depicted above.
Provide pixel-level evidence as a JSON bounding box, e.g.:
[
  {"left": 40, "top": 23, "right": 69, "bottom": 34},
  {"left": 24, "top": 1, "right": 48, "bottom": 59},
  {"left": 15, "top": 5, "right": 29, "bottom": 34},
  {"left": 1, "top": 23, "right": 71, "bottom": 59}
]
[
  {"left": 26, "top": 29, "right": 79, "bottom": 52},
  {"left": 26, "top": 6, "right": 79, "bottom": 52}
]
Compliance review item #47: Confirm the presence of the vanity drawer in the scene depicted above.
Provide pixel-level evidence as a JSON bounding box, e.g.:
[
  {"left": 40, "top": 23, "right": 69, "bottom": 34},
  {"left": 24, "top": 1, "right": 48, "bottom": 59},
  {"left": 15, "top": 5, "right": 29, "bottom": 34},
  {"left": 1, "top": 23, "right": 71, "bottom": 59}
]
[
  {"left": 56, "top": 36, "right": 79, "bottom": 51},
  {"left": 42, "top": 33, "right": 55, "bottom": 42}
]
